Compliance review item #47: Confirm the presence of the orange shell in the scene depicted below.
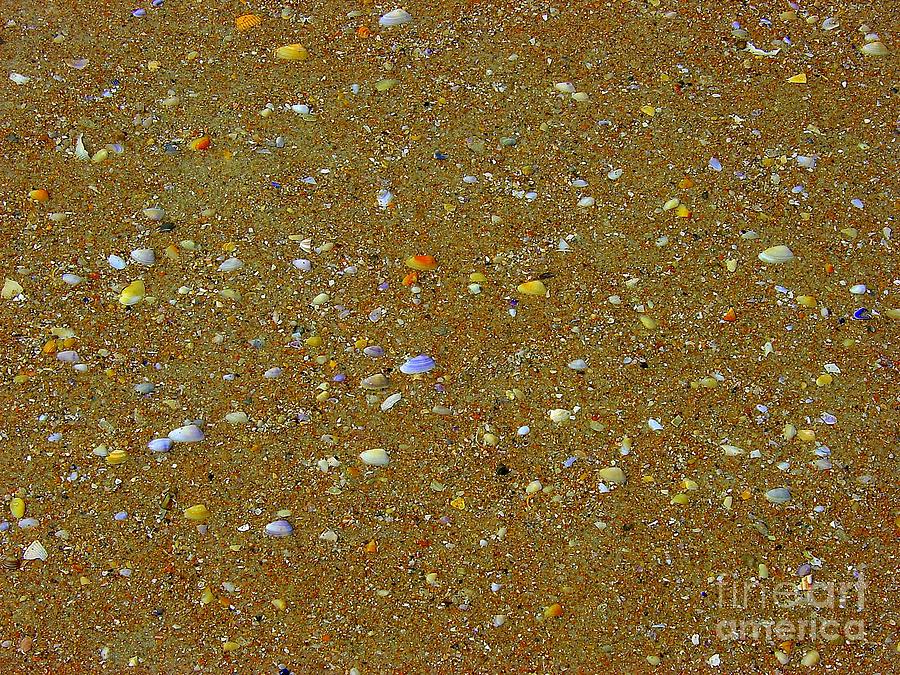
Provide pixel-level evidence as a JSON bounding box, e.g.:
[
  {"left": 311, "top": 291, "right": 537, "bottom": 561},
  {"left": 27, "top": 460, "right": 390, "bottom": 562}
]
[
  {"left": 405, "top": 255, "right": 437, "bottom": 272},
  {"left": 722, "top": 308, "right": 737, "bottom": 322},
  {"left": 190, "top": 135, "right": 211, "bottom": 151},
  {"left": 235, "top": 14, "right": 261, "bottom": 31},
  {"left": 29, "top": 189, "right": 50, "bottom": 202}
]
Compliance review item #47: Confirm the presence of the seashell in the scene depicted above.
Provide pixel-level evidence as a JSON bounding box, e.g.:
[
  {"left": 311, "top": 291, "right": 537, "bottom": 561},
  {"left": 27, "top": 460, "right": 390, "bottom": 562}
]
[
  {"left": 577, "top": 196, "right": 595, "bottom": 207},
  {"left": 10, "top": 72, "right": 30, "bottom": 85},
  {"left": 265, "top": 519, "right": 294, "bottom": 537},
  {"left": 189, "top": 135, "right": 210, "bottom": 151},
  {"left": 168, "top": 424, "right": 205, "bottom": 443},
  {"left": 143, "top": 207, "right": 166, "bottom": 221},
  {"left": 598, "top": 467, "right": 626, "bottom": 484},
  {"left": 74, "top": 134, "right": 90, "bottom": 160},
  {"left": 263, "top": 367, "right": 282, "bottom": 379},
  {"left": 18, "top": 518, "right": 39, "bottom": 529},
  {"left": 49, "top": 212, "right": 69, "bottom": 222},
  {"left": 849, "top": 284, "right": 866, "bottom": 295},
  {"left": 567, "top": 359, "right": 587, "bottom": 371},
  {"left": 275, "top": 44, "right": 309, "bottom": 61},
  {"left": 607, "top": 168, "right": 623, "bottom": 180},
  {"left": 148, "top": 438, "right": 173, "bottom": 452},
  {"left": 517, "top": 280, "right": 547, "bottom": 296},
  {"left": 119, "top": 280, "right": 145, "bottom": 306},
  {"left": 821, "top": 17, "right": 839, "bottom": 31},
  {"left": 379, "top": 8, "right": 412, "bottom": 26},
  {"left": 554, "top": 82, "right": 575, "bottom": 93},
  {"left": 548, "top": 408, "right": 572, "bottom": 423},
  {"left": 361, "top": 374, "right": 391, "bottom": 390},
  {"left": 1, "top": 278, "right": 23, "bottom": 299},
  {"left": 380, "top": 392, "right": 402, "bottom": 412},
  {"left": 108, "top": 254, "right": 128, "bottom": 270},
  {"left": 860, "top": 41, "right": 889, "bottom": 56},
  {"left": 218, "top": 257, "right": 244, "bottom": 272},
  {"left": 106, "top": 449, "right": 128, "bottom": 465},
  {"left": 375, "top": 79, "right": 399, "bottom": 92},
  {"left": 363, "top": 345, "right": 384, "bottom": 358},
  {"left": 311, "top": 292, "right": 330, "bottom": 306},
  {"left": 225, "top": 411, "right": 248, "bottom": 425},
  {"left": 292, "top": 258, "right": 312, "bottom": 271},
  {"left": 62, "top": 274, "right": 82, "bottom": 285},
  {"left": 235, "top": 14, "right": 261, "bottom": 31},
  {"left": 56, "top": 350, "right": 80, "bottom": 363},
  {"left": 134, "top": 382, "right": 155, "bottom": 394},
  {"left": 22, "top": 541, "right": 47, "bottom": 562},
  {"left": 720, "top": 444, "right": 745, "bottom": 456},
  {"left": 29, "top": 188, "right": 49, "bottom": 202},
  {"left": 10, "top": 498, "right": 25, "bottom": 518},
  {"left": 1, "top": 555, "right": 20, "bottom": 570},
  {"left": 399, "top": 354, "right": 435, "bottom": 375},
  {"left": 765, "top": 487, "right": 791, "bottom": 504},
  {"left": 405, "top": 255, "right": 437, "bottom": 271},
  {"left": 758, "top": 245, "right": 794, "bottom": 264},
  {"left": 130, "top": 248, "right": 155, "bottom": 266},
  {"left": 184, "top": 504, "right": 210, "bottom": 521},
  {"left": 360, "top": 448, "right": 390, "bottom": 466}
]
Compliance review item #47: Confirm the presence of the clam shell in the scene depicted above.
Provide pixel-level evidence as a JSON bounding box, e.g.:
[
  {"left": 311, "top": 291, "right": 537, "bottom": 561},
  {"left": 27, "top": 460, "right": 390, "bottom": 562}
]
[
  {"left": 108, "top": 254, "right": 127, "bottom": 270},
  {"left": 517, "top": 280, "right": 547, "bottom": 295},
  {"left": 860, "top": 41, "right": 889, "bottom": 56},
  {"left": 62, "top": 274, "right": 82, "bottom": 285},
  {"left": 764, "top": 487, "right": 791, "bottom": 504},
  {"left": 148, "top": 438, "right": 173, "bottom": 452},
  {"left": 168, "top": 424, "right": 205, "bottom": 443},
  {"left": 265, "top": 519, "right": 294, "bottom": 537},
  {"left": 130, "top": 248, "right": 155, "bottom": 266},
  {"left": 598, "top": 467, "right": 626, "bottom": 484},
  {"left": 292, "top": 258, "right": 312, "bottom": 271},
  {"left": 758, "top": 245, "right": 794, "bottom": 264},
  {"left": 548, "top": 408, "right": 572, "bottom": 423},
  {"left": 225, "top": 411, "right": 249, "bottom": 425},
  {"left": 380, "top": 392, "right": 402, "bottom": 412},
  {"left": 134, "top": 382, "right": 155, "bottom": 394},
  {"left": 275, "top": 44, "right": 308, "bottom": 61},
  {"left": 363, "top": 346, "right": 384, "bottom": 358},
  {"left": 218, "top": 257, "right": 244, "bottom": 272},
  {"left": 361, "top": 374, "right": 391, "bottom": 390},
  {"left": 143, "top": 207, "right": 166, "bottom": 221},
  {"left": 1, "top": 278, "right": 23, "bottom": 299},
  {"left": 56, "top": 350, "right": 80, "bottom": 363},
  {"left": 360, "top": 448, "right": 390, "bottom": 467},
  {"left": 399, "top": 354, "right": 435, "bottom": 375},
  {"left": 379, "top": 8, "right": 412, "bottom": 26},
  {"left": 119, "top": 280, "right": 145, "bottom": 306},
  {"left": 567, "top": 359, "right": 588, "bottom": 371},
  {"left": 184, "top": 504, "right": 210, "bottom": 521}
]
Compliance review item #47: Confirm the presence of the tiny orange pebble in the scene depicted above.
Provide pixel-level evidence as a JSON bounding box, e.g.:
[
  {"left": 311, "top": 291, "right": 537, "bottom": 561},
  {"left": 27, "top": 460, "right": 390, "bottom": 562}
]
[
  {"left": 722, "top": 308, "right": 737, "bottom": 322},
  {"left": 543, "top": 603, "right": 563, "bottom": 618},
  {"left": 402, "top": 272, "right": 418, "bottom": 286},
  {"left": 29, "top": 189, "right": 50, "bottom": 202},
  {"left": 356, "top": 25, "right": 371, "bottom": 38},
  {"left": 190, "top": 135, "right": 211, "bottom": 151},
  {"left": 825, "top": 263, "right": 834, "bottom": 274},
  {"left": 364, "top": 540, "right": 377, "bottom": 554},
  {"left": 405, "top": 255, "right": 437, "bottom": 272},
  {"left": 235, "top": 14, "right": 261, "bottom": 31}
]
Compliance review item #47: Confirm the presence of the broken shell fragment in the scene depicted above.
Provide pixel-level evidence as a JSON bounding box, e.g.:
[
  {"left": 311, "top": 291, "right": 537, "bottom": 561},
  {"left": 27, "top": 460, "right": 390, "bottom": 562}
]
[
  {"left": 405, "top": 255, "right": 437, "bottom": 271},
  {"left": 758, "top": 245, "right": 794, "bottom": 264},
  {"left": 22, "top": 541, "right": 48, "bottom": 562}
]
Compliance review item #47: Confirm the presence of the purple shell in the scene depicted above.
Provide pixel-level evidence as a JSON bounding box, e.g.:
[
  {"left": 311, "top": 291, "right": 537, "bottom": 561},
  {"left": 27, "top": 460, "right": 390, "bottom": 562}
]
[
  {"left": 148, "top": 438, "right": 173, "bottom": 452},
  {"left": 399, "top": 354, "right": 435, "bottom": 375},
  {"left": 264, "top": 519, "right": 293, "bottom": 537},
  {"left": 363, "top": 346, "right": 384, "bottom": 358},
  {"left": 168, "top": 424, "right": 205, "bottom": 443}
]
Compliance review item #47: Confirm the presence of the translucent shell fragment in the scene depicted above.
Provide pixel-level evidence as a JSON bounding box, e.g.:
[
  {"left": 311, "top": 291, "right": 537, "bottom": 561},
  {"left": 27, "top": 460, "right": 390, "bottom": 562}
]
[{"left": 405, "top": 255, "right": 437, "bottom": 272}]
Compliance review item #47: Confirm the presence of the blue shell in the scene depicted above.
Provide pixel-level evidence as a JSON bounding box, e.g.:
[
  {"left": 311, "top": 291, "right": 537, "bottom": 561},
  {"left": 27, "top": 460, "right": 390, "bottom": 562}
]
[
  {"left": 265, "top": 519, "right": 294, "bottom": 537},
  {"left": 852, "top": 307, "right": 872, "bottom": 320},
  {"left": 148, "top": 438, "right": 173, "bottom": 453},
  {"left": 399, "top": 354, "right": 435, "bottom": 375},
  {"left": 364, "top": 345, "right": 385, "bottom": 358}
]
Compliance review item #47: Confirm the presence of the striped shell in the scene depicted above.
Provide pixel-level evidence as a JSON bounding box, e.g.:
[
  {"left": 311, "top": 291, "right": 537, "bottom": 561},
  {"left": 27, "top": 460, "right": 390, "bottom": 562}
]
[{"left": 235, "top": 14, "right": 261, "bottom": 31}]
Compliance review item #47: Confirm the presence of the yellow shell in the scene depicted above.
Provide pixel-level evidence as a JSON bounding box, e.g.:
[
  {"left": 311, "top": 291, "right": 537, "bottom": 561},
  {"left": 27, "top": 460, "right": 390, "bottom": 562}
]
[
  {"left": 184, "top": 504, "right": 210, "bottom": 521},
  {"left": 106, "top": 449, "right": 128, "bottom": 465},
  {"left": 517, "top": 280, "right": 547, "bottom": 296},
  {"left": 275, "top": 44, "right": 309, "bottom": 61},
  {"left": 119, "top": 280, "right": 145, "bottom": 306},
  {"left": 405, "top": 255, "right": 437, "bottom": 272},
  {"left": 10, "top": 498, "right": 25, "bottom": 518},
  {"left": 235, "top": 14, "right": 261, "bottom": 31}
]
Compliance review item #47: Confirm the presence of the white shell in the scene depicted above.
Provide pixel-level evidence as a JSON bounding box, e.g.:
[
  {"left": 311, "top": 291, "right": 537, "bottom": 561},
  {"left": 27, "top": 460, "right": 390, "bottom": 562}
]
[
  {"left": 143, "top": 207, "right": 166, "bottom": 221},
  {"left": 758, "top": 245, "right": 794, "bottom": 264},
  {"left": 548, "top": 408, "right": 572, "bottom": 423},
  {"left": 360, "top": 448, "right": 390, "bottom": 466},
  {"left": 108, "top": 254, "right": 127, "bottom": 270},
  {"left": 720, "top": 444, "right": 745, "bottom": 456},
  {"left": 10, "top": 72, "right": 31, "bottom": 85},
  {"left": 218, "top": 257, "right": 244, "bottom": 272},
  {"left": 293, "top": 258, "right": 312, "bottom": 271},
  {"left": 379, "top": 8, "right": 412, "bottom": 26},
  {"left": 380, "top": 392, "right": 402, "bottom": 412},
  {"left": 23, "top": 540, "right": 48, "bottom": 561},
  {"left": 567, "top": 359, "right": 588, "bottom": 371},
  {"left": 130, "top": 248, "right": 155, "bottom": 266},
  {"left": 62, "top": 274, "right": 83, "bottom": 285},
  {"left": 74, "top": 134, "right": 90, "bottom": 160},
  {"left": 860, "top": 41, "right": 888, "bottom": 56},
  {"left": 168, "top": 424, "right": 205, "bottom": 443},
  {"left": 225, "top": 411, "right": 249, "bottom": 424},
  {"left": 554, "top": 82, "right": 575, "bottom": 93}
]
